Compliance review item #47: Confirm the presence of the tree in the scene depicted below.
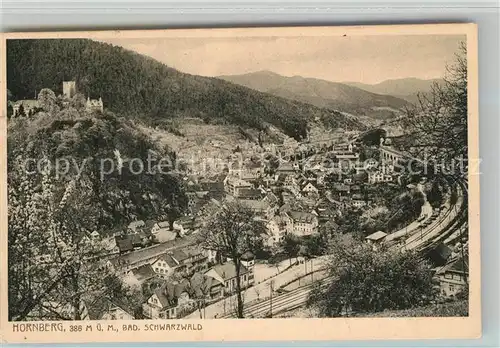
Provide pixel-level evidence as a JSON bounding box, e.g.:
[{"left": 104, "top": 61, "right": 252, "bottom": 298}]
[
  {"left": 37, "top": 88, "right": 58, "bottom": 113},
  {"left": 402, "top": 42, "right": 467, "bottom": 177},
  {"left": 280, "top": 234, "right": 301, "bottom": 266},
  {"left": 427, "top": 179, "right": 444, "bottom": 208},
  {"left": 264, "top": 155, "right": 280, "bottom": 176},
  {"left": 307, "top": 235, "right": 437, "bottom": 317},
  {"left": 198, "top": 201, "right": 265, "bottom": 318},
  {"left": 181, "top": 272, "right": 212, "bottom": 319},
  {"left": 336, "top": 208, "right": 363, "bottom": 235},
  {"left": 7, "top": 160, "right": 131, "bottom": 320},
  {"left": 71, "top": 93, "right": 87, "bottom": 110},
  {"left": 304, "top": 233, "right": 328, "bottom": 257},
  {"left": 165, "top": 192, "right": 184, "bottom": 231}
]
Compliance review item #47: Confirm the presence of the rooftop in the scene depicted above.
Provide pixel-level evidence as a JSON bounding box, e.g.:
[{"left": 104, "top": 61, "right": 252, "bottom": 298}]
[
  {"left": 226, "top": 177, "right": 253, "bottom": 187},
  {"left": 277, "top": 163, "right": 295, "bottom": 172},
  {"left": 264, "top": 192, "right": 279, "bottom": 205},
  {"left": 109, "top": 235, "right": 196, "bottom": 268},
  {"left": 287, "top": 211, "right": 317, "bottom": 224},
  {"left": 153, "top": 272, "right": 218, "bottom": 308},
  {"left": 87, "top": 297, "right": 135, "bottom": 320},
  {"left": 239, "top": 199, "right": 270, "bottom": 211},
  {"left": 156, "top": 221, "right": 170, "bottom": 229},
  {"left": 237, "top": 188, "right": 262, "bottom": 199},
  {"left": 13, "top": 99, "right": 39, "bottom": 108},
  {"left": 163, "top": 252, "right": 182, "bottom": 267},
  {"left": 130, "top": 264, "right": 157, "bottom": 282},
  {"left": 128, "top": 220, "right": 145, "bottom": 229},
  {"left": 437, "top": 254, "right": 469, "bottom": 275},
  {"left": 211, "top": 261, "right": 249, "bottom": 280},
  {"left": 365, "top": 231, "right": 387, "bottom": 241},
  {"left": 333, "top": 184, "right": 350, "bottom": 192},
  {"left": 115, "top": 234, "right": 143, "bottom": 253}
]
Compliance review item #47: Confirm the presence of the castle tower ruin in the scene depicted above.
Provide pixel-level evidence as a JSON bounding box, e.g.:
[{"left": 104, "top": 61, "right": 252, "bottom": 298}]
[{"left": 63, "top": 81, "right": 76, "bottom": 99}]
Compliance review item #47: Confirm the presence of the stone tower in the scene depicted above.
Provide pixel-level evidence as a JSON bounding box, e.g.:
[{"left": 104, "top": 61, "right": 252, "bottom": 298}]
[{"left": 63, "top": 81, "right": 76, "bottom": 99}]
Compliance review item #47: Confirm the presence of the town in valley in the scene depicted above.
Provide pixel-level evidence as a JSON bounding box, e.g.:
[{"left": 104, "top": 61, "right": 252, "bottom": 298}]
[{"left": 6, "top": 34, "right": 470, "bottom": 321}]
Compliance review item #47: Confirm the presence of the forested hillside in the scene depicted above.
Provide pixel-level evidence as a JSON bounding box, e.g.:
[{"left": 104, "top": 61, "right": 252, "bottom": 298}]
[
  {"left": 7, "top": 39, "right": 363, "bottom": 140},
  {"left": 7, "top": 103, "right": 188, "bottom": 230}
]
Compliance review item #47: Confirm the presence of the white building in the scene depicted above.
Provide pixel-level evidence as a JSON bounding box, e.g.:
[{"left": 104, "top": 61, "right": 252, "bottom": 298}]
[
  {"left": 352, "top": 199, "right": 367, "bottom": 209},
  {"left": 283, "top": 211, "right": 319, "bottom": 237},
  {"left": 223, "top": 176, "right": 253, "bottom": 196},
  {"left": 86, "top": 97, "right": 104, "bottom": 113},
  {"left": 436, "top": 255, "right": 469, "bottom": 298},
  {"left": 368, "top": 171, "right": 394, "bottom": 184},
  {"left": 11, "top": 100, "right": 40, "bottom": 117},
  {"left": 266, "top": 216, "right": 288, "bottom": 246}
]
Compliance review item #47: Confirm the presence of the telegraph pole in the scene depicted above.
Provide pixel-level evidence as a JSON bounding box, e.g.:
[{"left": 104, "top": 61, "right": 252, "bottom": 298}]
[
  {"left": 311, "top": 258, "right": 314, "bottom": 282},
  {"left": 269, "top": 280, "right": 275, "bottom": 318},
  {"left": 460, "top": 226, "right": 468, "bottom": 285}
]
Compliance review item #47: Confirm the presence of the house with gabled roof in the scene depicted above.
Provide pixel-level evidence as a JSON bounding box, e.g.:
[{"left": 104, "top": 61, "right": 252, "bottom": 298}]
[
  {"left": 143, "top": 272, "right": 218, "bottom": 319},
  {"left": 204, "top": 261, "right": 253, "bottom": 296},
  {"left": 150, "top": 253, "right": 179, "bottom": 278},
  {"left": 435, "top": 254, "right": 469, "bottom": 298},
  {"left": 313, "top": 200, "right": 337, "bottom": 222},
  {"left": 87, "top": 297, "right": 136, "bottom": 321},
  {"left": 115, "top": 234, "right": 145, "bottom": 254},
  {"left": 124, "top": 264, "right": 158, "bottom": 287},
  {"left": 143, "top": 280, "right": 190, "bottom": 319},
  {"left": 150, "top": 246, "right": 208, "bottom": 278},
  {"left": 224, "top": 176, "right": 254, "bottom": 197},
  {"left": 276, "top": 162, "right": 296, "bottom": 175},
  {"left": 107, "top": 235, "right": 197, "bottom": 273},
  {"left": 302, "top": 182, "right": 319, "bottom": 195}
]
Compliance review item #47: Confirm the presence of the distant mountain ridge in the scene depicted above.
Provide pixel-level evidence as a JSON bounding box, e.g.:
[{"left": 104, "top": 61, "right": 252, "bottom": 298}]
[
  {"left": 7, "top": 40, "right": 363, "bottom": 141},
  {"left": 219, "top": 70, "right": 411, "bottom": 119},
  {"left": 344, "top": 77, "right": 444, "bottom": 103}
]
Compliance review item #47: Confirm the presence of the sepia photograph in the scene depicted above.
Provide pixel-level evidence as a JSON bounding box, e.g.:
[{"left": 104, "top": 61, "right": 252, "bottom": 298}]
[{"left": 0, "top": 24, "right": 480, "bottom": 343}]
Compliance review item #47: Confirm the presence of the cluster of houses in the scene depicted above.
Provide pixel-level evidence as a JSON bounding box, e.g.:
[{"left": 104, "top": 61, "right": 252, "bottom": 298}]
[
  {"left": 92, "top": 135, "right": 416, "bottom": 320},
  {"left": 142, "top": 254, "right": 255, "bottom": 319},
  {"left": 96, "top": 211, "right": 256, "bottom": 319}
]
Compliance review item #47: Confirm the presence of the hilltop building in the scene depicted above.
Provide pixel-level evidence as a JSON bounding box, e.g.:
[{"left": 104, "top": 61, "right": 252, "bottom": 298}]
[
  {"left": 63, "top": 80, "right": 104, "bottom": 112},
  {"left": 86, "top": 97, "right": 104, "bottom": 112},
  {"left": 11, "top": 100, "right": 40, "bottom": 117},
  {"left": 63, "top": 81, "right": 77, "bottom": 99}
]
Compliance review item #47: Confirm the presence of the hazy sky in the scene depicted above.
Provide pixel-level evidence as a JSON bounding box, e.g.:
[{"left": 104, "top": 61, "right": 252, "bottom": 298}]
[{"left": 101, "top": 34, "right": 464, "bottom": 84}]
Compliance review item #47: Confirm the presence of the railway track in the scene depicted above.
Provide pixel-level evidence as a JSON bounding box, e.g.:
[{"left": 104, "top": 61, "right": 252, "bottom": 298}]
[
  {"left": 221, "top": 277, "right": 333, "bottom": 319},
  {"left": 415, "top": 176, "right": 468, "bottom": 253}
]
